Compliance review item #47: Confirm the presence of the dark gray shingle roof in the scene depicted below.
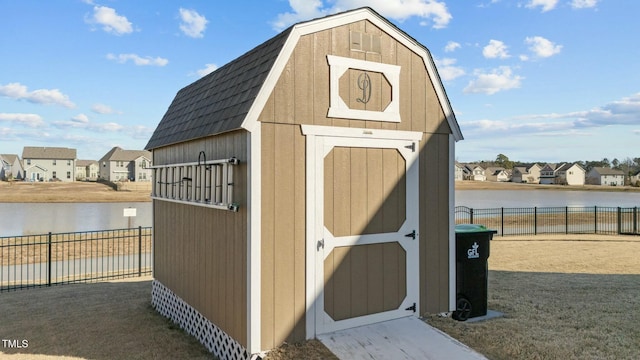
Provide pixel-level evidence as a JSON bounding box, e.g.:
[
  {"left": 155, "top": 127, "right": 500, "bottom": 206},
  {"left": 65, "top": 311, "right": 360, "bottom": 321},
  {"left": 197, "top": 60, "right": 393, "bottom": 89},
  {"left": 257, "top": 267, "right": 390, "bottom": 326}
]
[{"left": 145, "top": 27, "right": 292, "bottom": 150}]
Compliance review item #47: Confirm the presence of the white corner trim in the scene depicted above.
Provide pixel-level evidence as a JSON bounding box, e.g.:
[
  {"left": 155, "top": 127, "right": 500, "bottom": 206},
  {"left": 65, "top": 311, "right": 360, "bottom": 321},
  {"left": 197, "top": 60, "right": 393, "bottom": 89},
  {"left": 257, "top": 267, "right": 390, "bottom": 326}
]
[
  {"left": 326, "top": 55, "right": 401, "bottom": 123},
  {"left": 301, "top": 124, "right": 422, "bottom": 141},
  {"left": 247, "top": 129, "right": 261, "bottom": 354},
  {"left": 448, "top": 134, "right": 456, "bottom": 311}
]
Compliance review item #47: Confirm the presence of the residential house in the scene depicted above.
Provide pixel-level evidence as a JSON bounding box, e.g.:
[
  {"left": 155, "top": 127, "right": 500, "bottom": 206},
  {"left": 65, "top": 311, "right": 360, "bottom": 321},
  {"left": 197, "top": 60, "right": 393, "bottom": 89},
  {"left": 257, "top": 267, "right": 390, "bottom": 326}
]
[
  {"left": 511, "top": 163, "right": 541, "bottom": 183},
  {"left": 464, "top": 164, "right": 486, "bottom": 181},
  {"left": 587, "top": 167, "right": 625, "bottom": 186},
  {"left": 631, "top": 170, "right": 640, "bottom": 186},
  {"left": 539, "top": 163, "right": 564, "bottom": 184},
  {"left": 76, "top": 160, "right": 99, "bottom": 181},
  {"left": 0, "top": 154, "right": 24, "bottom": 181},
  {"left": 98, "top": 147, "right": 152, "bottom": 182},
  {"left": 455, "top": 162, "right": 465, "bottom": 181},
  {"left": 22, "top": 147, "right": 76, "bottom": 182},
  {"left": 556, "top": 163, "right": 585, "bottom": 185},
  {"left": 485, "top": 167, "right": 510, "bottom": 182}
]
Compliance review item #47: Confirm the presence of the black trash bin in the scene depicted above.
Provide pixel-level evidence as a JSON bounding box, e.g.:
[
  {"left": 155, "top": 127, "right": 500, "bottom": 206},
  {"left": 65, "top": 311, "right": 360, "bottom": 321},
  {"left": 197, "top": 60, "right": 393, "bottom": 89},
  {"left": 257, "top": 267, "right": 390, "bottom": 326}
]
[{"left": 453, "top": 224, "right": 497, "bottom": 321}]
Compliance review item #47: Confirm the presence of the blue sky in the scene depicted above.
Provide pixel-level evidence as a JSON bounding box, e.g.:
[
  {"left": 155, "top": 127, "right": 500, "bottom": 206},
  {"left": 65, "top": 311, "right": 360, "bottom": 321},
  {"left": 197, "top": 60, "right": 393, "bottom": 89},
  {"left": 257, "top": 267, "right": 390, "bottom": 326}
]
[{"left": 1, "top": 0, "right": 638, "bottom": 163}]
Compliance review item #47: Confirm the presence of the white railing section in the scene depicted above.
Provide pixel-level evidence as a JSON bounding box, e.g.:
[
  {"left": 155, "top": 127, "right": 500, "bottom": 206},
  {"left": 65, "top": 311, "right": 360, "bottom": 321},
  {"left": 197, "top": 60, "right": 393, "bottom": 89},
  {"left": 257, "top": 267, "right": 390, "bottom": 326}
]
[{"left": 151, "top": 156, "right": 240, "bottom": 212}]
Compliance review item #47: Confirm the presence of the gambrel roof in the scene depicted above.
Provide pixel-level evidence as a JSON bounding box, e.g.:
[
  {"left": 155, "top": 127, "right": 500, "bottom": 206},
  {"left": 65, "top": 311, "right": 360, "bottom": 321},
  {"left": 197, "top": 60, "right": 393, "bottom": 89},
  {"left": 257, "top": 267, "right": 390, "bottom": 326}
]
[{"left": 145, "top": 7, "right": 462, "bottom": 150}]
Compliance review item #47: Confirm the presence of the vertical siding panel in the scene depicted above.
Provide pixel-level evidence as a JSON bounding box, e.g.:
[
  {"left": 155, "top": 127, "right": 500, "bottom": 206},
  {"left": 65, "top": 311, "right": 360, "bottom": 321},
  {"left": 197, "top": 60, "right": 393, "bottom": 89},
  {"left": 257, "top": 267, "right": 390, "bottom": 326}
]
[
  {"left": 365, "top": 148, "right": 383, "bottom": 234},
  {"left": 258, "top": 92, "right": 275, "bottom": 123},
  {"left": 437, "top": 135, "right": 450, "bottom": 309},
  {"left": 411, "top": 54, "right": 427, "bottom": 133},
  {"left": 380, "top": 31, "right": 397, "bottom": 131},
  {"left": 323, "top": 252, "right": 334, "bottom": 319},
  {"left": 350, "top": 245, "right": 368, "bottom": 317},
  {"left": 350, "top": 148, "right": 368, "bottom": 235},
  {"left": 367, "top": 243, "right": 384, "bottom": 313},
  {"left": 347, "top": 22, "right": 367, "bottom": 129},
  {"left": 332, "top": 246, "right": 351, "bottom": 320},
  {"left": 274, "top": 57, "right": 295, "bottom": 124},
  {"left": 274, "top": 123, "right": 296, "bottom": 344},
  {"left": 330, "top": 25, "right": 351, "bottom": 128},
  {"left": 313, "top": 30, "right": 331, "bottom": 127},
  {"left": 382, "top": 149, "right": 400, "bottom": 232},
  {"left": 293, "top": 126, "right": 306, "bottom": 341},
  {"left": 261, "top": 123, "right": 276, "bottom": 349},
  {"left": 332, "top": 147, "right": 351, "bottom": 237},
  {"left": 396, "top": 43, "right": 413, "bottom": 132},
  {"left": 324, "top": 150, "right": 335, "bottom": 235},
  {"left": 421, "top": 133, "right": 441, "bottom": 313},
  {"left": 382, "top": 243, "right": 399, "bottom": 309},
  {"left": 295, "top": 35, "right": 313, "bottom": 124}
]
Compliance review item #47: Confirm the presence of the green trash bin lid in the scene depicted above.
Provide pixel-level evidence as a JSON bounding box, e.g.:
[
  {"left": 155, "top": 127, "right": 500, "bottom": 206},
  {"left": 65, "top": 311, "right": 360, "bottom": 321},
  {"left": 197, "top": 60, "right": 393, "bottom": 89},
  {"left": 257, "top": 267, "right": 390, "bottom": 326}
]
[{"left": 455, "top": 224, "right": 491, "bottom": 233}]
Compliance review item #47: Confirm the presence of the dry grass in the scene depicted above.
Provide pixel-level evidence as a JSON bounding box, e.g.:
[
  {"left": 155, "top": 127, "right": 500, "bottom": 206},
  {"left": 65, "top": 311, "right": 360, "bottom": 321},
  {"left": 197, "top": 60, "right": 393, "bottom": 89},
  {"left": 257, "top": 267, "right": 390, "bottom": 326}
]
[
  {"left": 2, "top": 234, "right": 639, "bottom": 359},
  {"left": 426, "top": 234, "right": 640, "bottom": 360},
  {"left": 0, "top": 181, "right": 151, "bottom": 203},
  {"left": 0, "top": 277, "right": 213, "bottom": 360}
]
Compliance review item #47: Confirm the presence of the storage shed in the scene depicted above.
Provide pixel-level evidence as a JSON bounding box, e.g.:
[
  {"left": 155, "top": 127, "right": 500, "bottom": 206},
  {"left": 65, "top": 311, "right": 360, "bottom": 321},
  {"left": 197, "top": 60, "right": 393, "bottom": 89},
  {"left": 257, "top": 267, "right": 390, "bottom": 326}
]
[{"left": 145, "top": 7, "right": 463, "bottom": 360}]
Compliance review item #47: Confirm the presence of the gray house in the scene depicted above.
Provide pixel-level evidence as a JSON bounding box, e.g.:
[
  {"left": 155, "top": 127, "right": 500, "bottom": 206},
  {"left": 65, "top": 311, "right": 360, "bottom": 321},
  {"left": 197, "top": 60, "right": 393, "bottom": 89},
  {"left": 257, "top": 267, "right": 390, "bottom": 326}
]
[
  {"left": 98, "top": 147, "right": 152, "bottom": 182},
  {"left": 587, "top": 167, "right": 625, "bottom": 186},
  {"left": 76, "top": 160, "right": 99, "bottom": 181},
  {"left": 0, "top": 154, "right": 24, "bottom": 181},
  {"left": 22, "top": 147, "right": 76, "bottom": 182}
]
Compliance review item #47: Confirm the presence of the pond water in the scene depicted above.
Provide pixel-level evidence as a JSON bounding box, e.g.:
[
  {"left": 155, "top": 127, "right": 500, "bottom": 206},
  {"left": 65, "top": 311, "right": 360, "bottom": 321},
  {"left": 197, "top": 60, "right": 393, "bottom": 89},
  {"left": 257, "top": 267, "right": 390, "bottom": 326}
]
[
  {"left": 2, "top": 189, "right": 639, "bottom": 237},
  {"left": 456, "top": 189, "right": 640, "bottom": 209},
  {"left": 0, "top": 202, "right": 152, "bottom": 237}
]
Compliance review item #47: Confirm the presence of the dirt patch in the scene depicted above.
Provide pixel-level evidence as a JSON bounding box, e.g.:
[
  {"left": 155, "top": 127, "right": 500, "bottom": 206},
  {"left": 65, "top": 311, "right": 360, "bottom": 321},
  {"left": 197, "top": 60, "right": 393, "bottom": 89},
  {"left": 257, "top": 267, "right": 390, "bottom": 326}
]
[{"left": 0, "top": 181, "right": 151, "bottom": 203}]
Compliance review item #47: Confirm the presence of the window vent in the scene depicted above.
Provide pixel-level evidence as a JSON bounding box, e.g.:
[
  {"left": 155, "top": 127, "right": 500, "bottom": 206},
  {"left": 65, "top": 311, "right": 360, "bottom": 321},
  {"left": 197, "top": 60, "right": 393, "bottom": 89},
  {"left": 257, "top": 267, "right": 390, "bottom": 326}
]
[{"left": 350, "top": 31, "right": 381, "bottom": 54}]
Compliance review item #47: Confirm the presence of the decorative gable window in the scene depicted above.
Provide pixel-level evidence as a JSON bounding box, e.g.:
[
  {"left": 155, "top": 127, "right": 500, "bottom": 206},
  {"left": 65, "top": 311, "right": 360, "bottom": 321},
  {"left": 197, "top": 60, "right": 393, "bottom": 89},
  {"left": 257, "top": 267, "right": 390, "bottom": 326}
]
[{"left": 151, "top": 152, "right": 240, "bottom": 212}]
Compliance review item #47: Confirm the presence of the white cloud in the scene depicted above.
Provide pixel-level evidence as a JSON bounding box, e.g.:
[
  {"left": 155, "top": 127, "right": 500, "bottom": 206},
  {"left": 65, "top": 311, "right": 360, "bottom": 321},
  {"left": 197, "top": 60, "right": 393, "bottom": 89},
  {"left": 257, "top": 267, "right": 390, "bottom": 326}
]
[
  {"left": 179, "top": 8, "right": 208, "bottom": 38},
  {"left": 196, "top": 63, "right": 218, "bottom": 77},
  {"left": 272, "top": 0, "right": 452, "bottom": 31},
  {"left": 87, "top": 6, "right": 133, "bottom": 35},
  {"left": 571, "top": 0, "right": 598, "bottom": 9},
  {"left": 91, "top": 103, "right": 115, "bottom": 114},
  {"left": 434, "top": 58, "right": 465, "bottom": 81},
  {"left": 107, "top": 53, "right": 169, "bottom": 66},
  {"left": 71, "top": 114, "right": 90, "bottom": 124},
  {"left": 525, "top": 0, "right": 558, "bottom": 12},
  {"left": 444, "top": 41, "right": 461, "bottom": 52},
  {"left": 463, "top": 66, "right": 523, "bottom": 95},
  {"left": 483, "top": 39, "right": 510, "bottom": 59},
  {"left": 0, "top": 113, "right": 45, "bottom": 127},
  {"left": 525, "top": 36, "right": 562, "bottom": 58},
  {"left": 0, "top": 82, "right": 75, "bottom": 108},
  {"left": 95, "top": 122, "right": 124, "bottom": 132}
]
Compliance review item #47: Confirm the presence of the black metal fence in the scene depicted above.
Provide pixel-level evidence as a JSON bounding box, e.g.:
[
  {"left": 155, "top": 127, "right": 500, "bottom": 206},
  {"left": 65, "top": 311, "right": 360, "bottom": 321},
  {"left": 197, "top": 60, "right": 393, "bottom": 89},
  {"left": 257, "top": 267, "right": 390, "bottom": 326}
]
[
  {"left": 455, "top": 206, "right": 640, "bottom": 236},
  {"left": 1, "top": 226, "right": 152, "bottom": 292}
]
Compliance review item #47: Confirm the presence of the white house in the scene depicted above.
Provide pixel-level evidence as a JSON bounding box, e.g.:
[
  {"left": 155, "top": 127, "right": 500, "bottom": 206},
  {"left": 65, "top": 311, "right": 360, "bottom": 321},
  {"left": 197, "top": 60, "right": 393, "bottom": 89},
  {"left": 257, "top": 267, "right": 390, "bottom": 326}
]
[
  {"left": 587, "top": 167, "right": 625, "bottom": 186},
  {"left": 556, "top": 163, "right": 585, "bottom": 186},
  {"left": 98, "top": 147, "right": 152, "bottom": 182},
  {"left": 22, "top": 147, "right": 76, "bottom": 182},
  {"left": 0, "top": 154, "right": 24, "bottom": 181},
  {"left": 464, "top": 164, "right": 486, "bottom": 181},
  {"left": 455, "top": 162, "right": 465, "bottom": 181},
  {"left": 539, "top": 163, "right": 564, "bottom": 184},
  {"left": 485, "top": 167, "right": 510, "bottom": 182},
  {"left": 511, "top": 163, "right": 541, "bottom": 183}
]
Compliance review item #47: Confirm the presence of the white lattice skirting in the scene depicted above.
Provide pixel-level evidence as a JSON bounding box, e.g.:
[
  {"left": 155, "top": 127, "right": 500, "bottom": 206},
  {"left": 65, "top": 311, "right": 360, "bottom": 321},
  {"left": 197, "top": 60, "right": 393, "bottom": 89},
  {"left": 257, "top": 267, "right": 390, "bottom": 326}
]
[{"left": 152, "top": 279, "right": 257, "bottom": 360}]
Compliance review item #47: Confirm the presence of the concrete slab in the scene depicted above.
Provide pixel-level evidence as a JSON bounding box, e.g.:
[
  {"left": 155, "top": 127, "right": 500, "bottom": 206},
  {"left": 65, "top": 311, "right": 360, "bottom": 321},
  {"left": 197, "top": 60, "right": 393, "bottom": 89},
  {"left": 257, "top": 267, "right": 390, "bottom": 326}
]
[
  {"left": 318, "top": 316, "right": 488, "bottom": 360},
  {"left": 465, "top": 310, "right": 504, "bottom": 323}
]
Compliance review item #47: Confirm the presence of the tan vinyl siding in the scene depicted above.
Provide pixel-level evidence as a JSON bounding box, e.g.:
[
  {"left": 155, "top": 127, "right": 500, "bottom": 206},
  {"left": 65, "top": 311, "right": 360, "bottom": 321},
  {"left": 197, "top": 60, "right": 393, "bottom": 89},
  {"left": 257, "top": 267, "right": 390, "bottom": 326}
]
[
  {"left": 419, "top": 133, "right": 451, "bottom": 314},
  {"left": 258, "top": 20, "right": 449, "bottom": 136},
  {"left": 152, "top": 130, "right": 248, "bottom": 346},
  {"left": 260, "top": 123, "right": 306, "bottom": 349}
]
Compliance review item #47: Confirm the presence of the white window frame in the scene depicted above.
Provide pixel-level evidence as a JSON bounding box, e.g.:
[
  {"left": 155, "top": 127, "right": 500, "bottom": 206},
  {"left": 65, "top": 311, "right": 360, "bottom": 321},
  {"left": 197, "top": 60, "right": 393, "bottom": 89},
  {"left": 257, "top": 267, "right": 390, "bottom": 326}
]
[{"left": 326, "top": 55, "right": 401, "bottom": 123}]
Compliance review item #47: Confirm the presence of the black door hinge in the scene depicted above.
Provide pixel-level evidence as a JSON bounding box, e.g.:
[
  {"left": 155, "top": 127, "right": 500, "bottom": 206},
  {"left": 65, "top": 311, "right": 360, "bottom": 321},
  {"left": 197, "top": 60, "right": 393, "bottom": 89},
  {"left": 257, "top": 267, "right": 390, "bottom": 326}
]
[
  {"left": 404, "top": 230, "right": 416, "bottom": 240},
  {"left": 405, "top": 142, "right": 416, "bottom": 152},
  {"left": 405, "top": 303, "right": 416, "bottom": 313}
]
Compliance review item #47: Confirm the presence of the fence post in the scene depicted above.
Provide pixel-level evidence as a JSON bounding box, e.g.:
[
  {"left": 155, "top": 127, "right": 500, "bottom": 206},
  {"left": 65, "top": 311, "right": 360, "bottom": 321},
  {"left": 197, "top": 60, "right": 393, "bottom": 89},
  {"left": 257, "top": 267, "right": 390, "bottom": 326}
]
[
  {"left": 47, "top": 232, "right": 52, "bottom": 287},
  {"left": 501, "top": 207, "right": 504, "bottom": 236},
  {"left": 565, "top": 206, "right": 569, "bottom": 234},
  {"left": 617, "top": 207, "right": 621, "bottom": 235},
  {"left": 138, "top": 226, "right": 142, "bottom": 277},
  {"left": 470, "top": 208, "right": 474, "bottom": 224},
  {"left": 634, "top": 207, "right": 638, "bottom": 234},
  {"left": 594, "top": 206, "right": 597, "bottom": 234},
  {"left": 534, "top": 207, "right": 538, "bottom": 235}
]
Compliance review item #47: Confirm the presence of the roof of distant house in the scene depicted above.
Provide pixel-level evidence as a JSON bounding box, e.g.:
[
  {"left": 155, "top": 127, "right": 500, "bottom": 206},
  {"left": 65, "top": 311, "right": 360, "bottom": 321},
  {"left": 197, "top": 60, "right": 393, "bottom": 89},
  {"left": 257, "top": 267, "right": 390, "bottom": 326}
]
[
  {"left": 22, "top": 147, "right": 76, "bottom": 160},
  {"left": 589, "top": 167, "right": 625, "bottom": 176},
  {"left": 76, "top": 160, "right": 98, "bottom": 167},
  {"left": 99, "top": 147, "right": 151, "bottom": 163}
]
